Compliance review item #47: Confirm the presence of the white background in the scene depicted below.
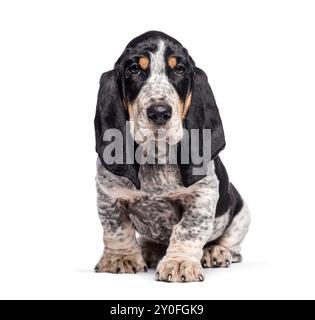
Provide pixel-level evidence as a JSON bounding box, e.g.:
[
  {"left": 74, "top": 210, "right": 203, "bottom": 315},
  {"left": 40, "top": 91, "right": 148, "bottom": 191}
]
[{"left": 0, "top": 0, "right": 315, "bottom": 300}]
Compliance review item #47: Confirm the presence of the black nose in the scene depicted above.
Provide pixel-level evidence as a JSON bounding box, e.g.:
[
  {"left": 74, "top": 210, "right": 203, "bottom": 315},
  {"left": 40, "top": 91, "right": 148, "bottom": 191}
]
[{"left": 147, "top": 105, "right": 172, "bottom": 125}]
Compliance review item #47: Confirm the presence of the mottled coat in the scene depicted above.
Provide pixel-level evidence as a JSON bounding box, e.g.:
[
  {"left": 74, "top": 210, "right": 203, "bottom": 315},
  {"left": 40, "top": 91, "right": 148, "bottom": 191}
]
[{"left": 94, "top": 31, "right": 250, "bottom": 282}]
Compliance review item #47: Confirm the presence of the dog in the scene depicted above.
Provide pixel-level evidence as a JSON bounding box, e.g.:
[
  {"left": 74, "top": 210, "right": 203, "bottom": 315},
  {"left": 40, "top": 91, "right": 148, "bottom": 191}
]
[{"left": 94, "top": 31, "right": 250, "bottom": 282}]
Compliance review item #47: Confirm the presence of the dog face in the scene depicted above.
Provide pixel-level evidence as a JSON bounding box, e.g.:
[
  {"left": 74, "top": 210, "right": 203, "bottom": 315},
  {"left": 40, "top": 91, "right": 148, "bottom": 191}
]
[
  {"left": 115, "top": 33, "right": 194, "bottom": 145},
  {"left": 95, "top": 31, "right": 225, "bottom": 188}
]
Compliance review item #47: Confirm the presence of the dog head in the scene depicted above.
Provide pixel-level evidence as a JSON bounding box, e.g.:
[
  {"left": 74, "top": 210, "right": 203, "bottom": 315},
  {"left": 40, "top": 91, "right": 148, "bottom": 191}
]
[{"left": 94, "top": 31, "right": 225, "bottom": 188}]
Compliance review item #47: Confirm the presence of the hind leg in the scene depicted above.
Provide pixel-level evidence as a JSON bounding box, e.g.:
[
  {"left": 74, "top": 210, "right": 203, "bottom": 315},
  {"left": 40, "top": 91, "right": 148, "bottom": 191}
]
[
  {"left": 202, "top": 203, "right": 250, "bottom": 268},
  {"left": 138, "top": 237, "right": 167, "bottom": 269}
]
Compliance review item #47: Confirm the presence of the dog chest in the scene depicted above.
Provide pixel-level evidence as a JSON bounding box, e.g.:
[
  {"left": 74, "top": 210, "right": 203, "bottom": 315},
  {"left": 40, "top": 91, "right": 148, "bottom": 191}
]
[
  {"left": 128, "top": 194, "right": 182, "bottom": 244},
  {"left": 125, "top": 164, "right": 184, "bottom": 243}
]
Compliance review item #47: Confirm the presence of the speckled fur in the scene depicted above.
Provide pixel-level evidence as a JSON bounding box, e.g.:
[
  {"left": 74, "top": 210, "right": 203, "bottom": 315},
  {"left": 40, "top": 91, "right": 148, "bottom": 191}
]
[
  {"left": 95, "top": 156, "right": 250, "bottom": 281},
  {"left": 94, "top": 32, "right": 250, "bottom": 282},
  {"left": 130, "top": 41, "right": 183, "bottom": 145}
]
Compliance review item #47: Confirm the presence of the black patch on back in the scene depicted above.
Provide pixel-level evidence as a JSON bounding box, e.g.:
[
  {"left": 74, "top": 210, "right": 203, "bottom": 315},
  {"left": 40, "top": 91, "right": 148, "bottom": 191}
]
[{"left": 214, "top": 157, "right": 244, "bottom": 218}]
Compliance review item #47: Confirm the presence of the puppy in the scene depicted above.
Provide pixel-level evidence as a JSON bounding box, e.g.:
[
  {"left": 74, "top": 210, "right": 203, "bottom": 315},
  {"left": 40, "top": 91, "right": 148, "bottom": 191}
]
[{"left": 94, "top": 31, "right": 250, "bottom": 282}]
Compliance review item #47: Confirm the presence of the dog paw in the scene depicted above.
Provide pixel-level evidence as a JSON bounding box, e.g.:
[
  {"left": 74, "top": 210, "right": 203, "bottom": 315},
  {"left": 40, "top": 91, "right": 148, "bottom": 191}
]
[
  {"left": 94, "top": 253, "right": 147, "bottom": 274},
  {"left": 201, "top": 245, "right": 232, "bottom": 268},
  {"left": 155, "top": 256, "right": 205, "bottom": 283}
]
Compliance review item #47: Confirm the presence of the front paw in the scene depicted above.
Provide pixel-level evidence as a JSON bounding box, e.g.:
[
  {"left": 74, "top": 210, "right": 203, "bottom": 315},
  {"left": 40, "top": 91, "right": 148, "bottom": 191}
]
[
  {"left": 94, "top": 253, "right": 147, "bottom": 274},
  {"left": 156, "top": 256, "right": 205, "bottom": 283}
]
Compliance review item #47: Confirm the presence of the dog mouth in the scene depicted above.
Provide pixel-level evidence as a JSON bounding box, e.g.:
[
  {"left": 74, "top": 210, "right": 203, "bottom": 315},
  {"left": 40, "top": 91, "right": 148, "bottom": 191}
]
[
  {"left": 138, "top": 123, "right": 183, "bottom": 146},
  {"left": 153, "top": 128, "right": 172, "bottom": 144}
]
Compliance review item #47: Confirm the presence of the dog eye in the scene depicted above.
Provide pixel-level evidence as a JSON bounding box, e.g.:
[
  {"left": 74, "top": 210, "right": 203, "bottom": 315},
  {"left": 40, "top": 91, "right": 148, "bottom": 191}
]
[
  {"left": 174, "top": 64, "right": 186, "bottom": 74},
  {"left": 128, "top": 64, "right": 141, "bottom": 75}
]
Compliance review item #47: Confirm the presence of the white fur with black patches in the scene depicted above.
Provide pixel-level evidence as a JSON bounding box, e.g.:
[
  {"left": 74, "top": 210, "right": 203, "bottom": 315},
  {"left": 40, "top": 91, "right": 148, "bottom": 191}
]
[
  {"left": 201, "top": 203, "right": 250, "bottom": 268},
  {"left": 131, "top": 40, "right": 183, "bottom": 145},
  {"left": 216, "top": 202, "right": 251, "bottom": 255},
  {"left": 94, "top": 31, "right": 251, "bottom": 282},
  {"left": 156, "top": 165, "right": 219, "bottom": 282},
  {"left": 95, "top": 151, "right": 250, "bottom": 281}
]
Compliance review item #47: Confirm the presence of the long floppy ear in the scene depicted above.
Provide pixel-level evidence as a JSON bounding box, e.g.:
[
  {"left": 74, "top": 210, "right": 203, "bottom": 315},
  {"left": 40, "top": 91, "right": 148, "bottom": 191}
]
[
  {"left": 178, "top": 67, "right": 226, "bottom": 187},
  {"left": 94, "top": 71, "right": 140, "bottom": 189}
]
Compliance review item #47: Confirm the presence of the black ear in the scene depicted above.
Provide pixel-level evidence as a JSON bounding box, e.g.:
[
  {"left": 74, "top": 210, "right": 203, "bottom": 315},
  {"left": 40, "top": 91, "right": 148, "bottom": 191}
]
[
  {"left": 94, "top": 71, "right": 140, "bottom": 189},
  {"left": 178, "top": 67, "right": 226, "bottom": 187}
]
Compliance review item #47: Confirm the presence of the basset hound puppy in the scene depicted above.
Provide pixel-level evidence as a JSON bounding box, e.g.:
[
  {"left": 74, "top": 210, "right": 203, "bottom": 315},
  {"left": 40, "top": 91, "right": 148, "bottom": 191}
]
[{"left": 94, "top": 31, "right": 250, "bottom": 282}]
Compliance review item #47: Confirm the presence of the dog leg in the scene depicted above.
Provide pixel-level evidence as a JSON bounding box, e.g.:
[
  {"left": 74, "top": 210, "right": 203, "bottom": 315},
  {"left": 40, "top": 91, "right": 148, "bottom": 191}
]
[
  {"left": 155, "top": 176, "right": 219, "bottom": 282},
  {"left": 94, "top": 187, "right": 146, "bottom": 274},
  {"left": 202, "top": 202, "right": 250, "bottom": 268}
]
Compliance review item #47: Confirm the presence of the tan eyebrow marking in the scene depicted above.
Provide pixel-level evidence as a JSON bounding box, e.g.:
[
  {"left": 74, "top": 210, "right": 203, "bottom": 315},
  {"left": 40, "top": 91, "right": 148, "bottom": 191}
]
[
  {"left": 168, "top": 56, "right": 177, "bottom": 69},
  {"left": 139, "top": 56, "right": 149, "bottom": 70}
]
